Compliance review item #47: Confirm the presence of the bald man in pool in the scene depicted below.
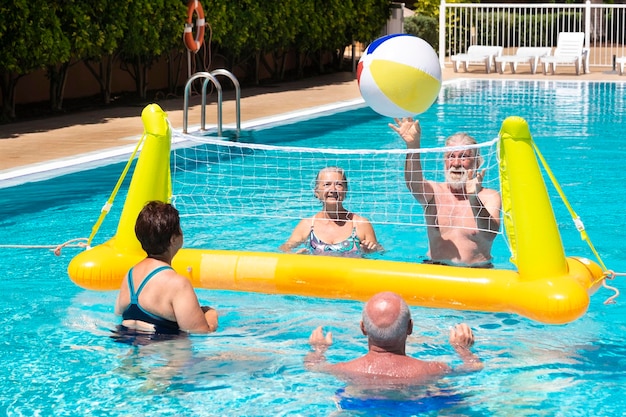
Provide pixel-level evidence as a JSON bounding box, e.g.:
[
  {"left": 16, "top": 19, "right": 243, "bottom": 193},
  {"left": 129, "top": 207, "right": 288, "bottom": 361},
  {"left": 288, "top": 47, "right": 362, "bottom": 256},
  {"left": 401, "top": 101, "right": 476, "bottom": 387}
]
[
  {"left": 390, "top": 117, "right": 501, "bottom": 268},
  {"left": 304, "top": 292, "right": 482, "bottom": 382}
]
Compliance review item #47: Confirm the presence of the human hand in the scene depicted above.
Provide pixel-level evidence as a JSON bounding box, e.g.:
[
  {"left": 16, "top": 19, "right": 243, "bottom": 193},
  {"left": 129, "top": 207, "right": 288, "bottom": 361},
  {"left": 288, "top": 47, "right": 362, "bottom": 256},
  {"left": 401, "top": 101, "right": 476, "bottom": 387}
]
[
  {"left": 360, "top": 239, "right": 382, "bottom": 253},
  {"left": 466, "top": 168, "right": 486, "bottom": 195},
  {"left": 279, "top": 241, "right": 309, "bottom": 255},
  {"left": 202, "top": 306, "right": 219, "bottom": 332},
  {"left": 449, "top": 323, "right": 475, "bottom": 349},
  {"left": 309, "top": 326, "right": 332, "bottom": 351},
  {"left": 389, "top": 118, "right": 421, "bottom": 149}
]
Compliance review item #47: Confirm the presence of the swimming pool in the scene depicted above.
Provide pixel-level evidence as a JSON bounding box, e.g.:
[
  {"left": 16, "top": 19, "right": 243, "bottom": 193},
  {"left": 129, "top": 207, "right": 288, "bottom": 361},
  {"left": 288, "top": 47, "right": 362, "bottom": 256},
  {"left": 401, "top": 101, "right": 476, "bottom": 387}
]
[{"left": 1, "top": 79, "right": 625, "bottom": 416}]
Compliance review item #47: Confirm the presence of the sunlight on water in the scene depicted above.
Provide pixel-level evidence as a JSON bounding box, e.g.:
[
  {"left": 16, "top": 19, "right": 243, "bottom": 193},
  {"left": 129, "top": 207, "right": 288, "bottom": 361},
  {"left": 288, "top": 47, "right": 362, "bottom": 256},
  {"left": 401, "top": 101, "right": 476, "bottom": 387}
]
[{"left": 1, "top": 80, "right": 625, "bottom": 416}]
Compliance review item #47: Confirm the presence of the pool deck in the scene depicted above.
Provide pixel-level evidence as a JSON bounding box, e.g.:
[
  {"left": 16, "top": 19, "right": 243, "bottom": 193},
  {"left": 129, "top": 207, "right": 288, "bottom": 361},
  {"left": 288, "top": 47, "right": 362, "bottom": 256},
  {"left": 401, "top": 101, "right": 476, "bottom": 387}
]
[{"left": 1, "top": 66, "right": 624, "bottom": 175}]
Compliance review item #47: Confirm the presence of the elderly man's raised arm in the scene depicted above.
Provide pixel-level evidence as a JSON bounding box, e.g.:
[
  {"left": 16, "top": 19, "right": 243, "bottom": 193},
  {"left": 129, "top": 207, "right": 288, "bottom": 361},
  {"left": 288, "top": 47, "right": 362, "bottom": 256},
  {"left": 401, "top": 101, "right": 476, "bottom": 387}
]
[
  {"left": 390, "top": 118, "right": 434, "bottom": 206},
  {"left": 449, "top": 323, "right": 483, "bottom": 373}
]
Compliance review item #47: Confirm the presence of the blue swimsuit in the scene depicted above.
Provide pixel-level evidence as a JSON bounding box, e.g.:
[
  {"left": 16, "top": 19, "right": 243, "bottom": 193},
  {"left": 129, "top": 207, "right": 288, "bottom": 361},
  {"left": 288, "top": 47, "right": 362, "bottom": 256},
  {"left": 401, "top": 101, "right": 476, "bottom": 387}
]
[
  {"left": 122, "top": 266, "right": 180, "bottom": 334},
  {"left": 305, "top": 217, "right": 363, "bottom": 257}
]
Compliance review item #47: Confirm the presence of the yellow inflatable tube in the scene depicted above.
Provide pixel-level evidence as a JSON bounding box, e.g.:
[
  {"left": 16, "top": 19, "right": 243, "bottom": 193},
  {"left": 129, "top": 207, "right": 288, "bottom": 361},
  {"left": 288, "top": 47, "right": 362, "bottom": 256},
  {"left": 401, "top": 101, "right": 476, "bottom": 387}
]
[{"left": 68, "top": 105, "right": 605, "bottom": 324}]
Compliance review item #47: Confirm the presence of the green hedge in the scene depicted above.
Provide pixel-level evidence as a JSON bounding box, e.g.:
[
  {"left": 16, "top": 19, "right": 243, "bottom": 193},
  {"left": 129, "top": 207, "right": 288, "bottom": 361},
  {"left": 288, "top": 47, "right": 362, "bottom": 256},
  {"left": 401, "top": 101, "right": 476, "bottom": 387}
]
[
  {"left": 404, "top": 15, "right": 439, "bottom": 51},
  {"left": 0, "top": 0, "right": 390, "bottom": 121}
]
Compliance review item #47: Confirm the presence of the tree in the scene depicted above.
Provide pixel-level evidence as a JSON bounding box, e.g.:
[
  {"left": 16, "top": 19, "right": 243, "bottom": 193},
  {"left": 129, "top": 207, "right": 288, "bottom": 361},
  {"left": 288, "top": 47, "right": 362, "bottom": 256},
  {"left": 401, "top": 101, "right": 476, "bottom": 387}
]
[
  {"left": 118, "top": 0, "right": 186, "bottom": 99},
  {"left": 82, "top": 0, "right": 129, "bottom": 104},
  {"left": 344, "top": 0, "right": 391, "bottom": 66},
  {"left": 0, "top": 0, "right": 68, "bottom": 120},
  {"left": 47, "top": 1, "right": 107, "bottom": 111},
  {"left": 250, "top": 1, "right": 300, "bottom": 82}
]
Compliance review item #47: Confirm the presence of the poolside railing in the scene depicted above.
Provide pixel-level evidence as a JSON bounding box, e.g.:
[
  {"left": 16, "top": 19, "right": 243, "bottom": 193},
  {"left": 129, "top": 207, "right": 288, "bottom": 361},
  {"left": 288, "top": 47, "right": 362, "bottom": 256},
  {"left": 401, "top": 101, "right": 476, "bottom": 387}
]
[{"left": 438, "top": 1, "right": 626, "bottom": 70}]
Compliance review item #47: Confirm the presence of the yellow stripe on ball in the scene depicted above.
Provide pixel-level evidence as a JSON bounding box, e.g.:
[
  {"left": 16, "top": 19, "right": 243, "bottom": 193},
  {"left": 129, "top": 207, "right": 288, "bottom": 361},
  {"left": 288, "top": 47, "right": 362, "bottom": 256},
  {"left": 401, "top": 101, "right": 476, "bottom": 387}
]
[{"left": 370, "top": 60, "right": 441, "bottom": 115}]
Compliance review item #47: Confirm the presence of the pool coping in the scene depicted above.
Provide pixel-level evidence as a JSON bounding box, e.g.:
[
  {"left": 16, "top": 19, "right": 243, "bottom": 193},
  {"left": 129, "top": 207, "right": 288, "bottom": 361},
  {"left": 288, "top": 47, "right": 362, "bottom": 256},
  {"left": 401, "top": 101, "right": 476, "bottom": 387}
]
[{"left": 1, "top": 68, "right": 624, "bottom": 188}]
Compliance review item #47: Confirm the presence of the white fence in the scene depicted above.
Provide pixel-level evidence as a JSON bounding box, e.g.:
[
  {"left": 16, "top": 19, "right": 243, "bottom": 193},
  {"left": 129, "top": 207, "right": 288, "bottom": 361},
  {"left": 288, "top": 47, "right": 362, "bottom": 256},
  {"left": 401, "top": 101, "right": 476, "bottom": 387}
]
[{"left": 438, "top": 1, "right": 626, "bottom": 69}]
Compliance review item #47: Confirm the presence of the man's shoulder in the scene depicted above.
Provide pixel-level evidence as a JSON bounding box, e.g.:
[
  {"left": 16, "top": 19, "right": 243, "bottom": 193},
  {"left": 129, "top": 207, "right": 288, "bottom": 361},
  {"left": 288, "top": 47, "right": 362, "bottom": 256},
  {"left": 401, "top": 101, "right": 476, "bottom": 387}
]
[
  {"left": 330, "top": 356, "right": 450, "bottom": 381},
  {"left": 430, "top": 181, "right": 450, "bottom": 192},
  {"left": 480, "top": 187, "right": 502, "bottom": 204}
]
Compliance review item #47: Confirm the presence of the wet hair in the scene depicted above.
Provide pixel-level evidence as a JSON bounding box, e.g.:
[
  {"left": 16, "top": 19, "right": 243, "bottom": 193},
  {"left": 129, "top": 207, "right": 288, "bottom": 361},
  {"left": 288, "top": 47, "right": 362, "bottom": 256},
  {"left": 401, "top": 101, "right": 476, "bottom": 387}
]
[
  {"left": 134, "top": 201, "right": 182, "bottom": 256},
  {"left": 314, "top": 166, "right": 348, "bottom": 191},
  {"left": 361, "top": 294, "right": 411, "bottom": 344},
  {"left": 445, "top": 133, "right": 483, "bottom": 168}
]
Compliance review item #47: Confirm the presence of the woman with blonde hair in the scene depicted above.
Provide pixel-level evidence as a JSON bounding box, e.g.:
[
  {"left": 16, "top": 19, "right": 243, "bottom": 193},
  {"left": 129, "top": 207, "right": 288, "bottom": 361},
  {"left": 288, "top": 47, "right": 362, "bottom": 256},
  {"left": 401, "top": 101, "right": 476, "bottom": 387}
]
[{"left": 280, "top": 167, "right": 382, "bottom": 257}]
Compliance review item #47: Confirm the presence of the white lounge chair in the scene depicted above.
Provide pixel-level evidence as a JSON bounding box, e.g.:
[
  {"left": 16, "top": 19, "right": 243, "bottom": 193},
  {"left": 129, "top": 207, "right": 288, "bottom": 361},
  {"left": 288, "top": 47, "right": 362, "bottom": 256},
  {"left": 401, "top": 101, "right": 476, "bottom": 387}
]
[
  {"left": 540, "top": 32, "right": 588, "bottom": 75},
  {"left": 450, "top": 45, "right": 503, "bottom": 74},
  {"left": 616, "top": 56, "right": 626, "bottom": 75},
  {"left": 495, "top": 47, "right": 552, "bottom": 74}
]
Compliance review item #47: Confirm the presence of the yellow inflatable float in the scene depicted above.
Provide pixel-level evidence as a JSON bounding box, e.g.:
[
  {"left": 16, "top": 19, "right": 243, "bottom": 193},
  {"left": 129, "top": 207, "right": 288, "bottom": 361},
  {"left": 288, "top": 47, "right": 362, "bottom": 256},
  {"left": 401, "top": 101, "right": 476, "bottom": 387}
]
[{"left": 68, "top": 104, "right": 606, "bottom": 324}]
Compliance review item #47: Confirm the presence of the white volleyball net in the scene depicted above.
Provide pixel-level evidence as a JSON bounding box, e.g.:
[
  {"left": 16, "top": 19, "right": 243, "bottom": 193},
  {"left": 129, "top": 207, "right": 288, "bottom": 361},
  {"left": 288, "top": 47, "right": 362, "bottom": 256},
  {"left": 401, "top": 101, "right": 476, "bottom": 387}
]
[{"left": 169, "top": 131, "right": 501, "bottom": 255}]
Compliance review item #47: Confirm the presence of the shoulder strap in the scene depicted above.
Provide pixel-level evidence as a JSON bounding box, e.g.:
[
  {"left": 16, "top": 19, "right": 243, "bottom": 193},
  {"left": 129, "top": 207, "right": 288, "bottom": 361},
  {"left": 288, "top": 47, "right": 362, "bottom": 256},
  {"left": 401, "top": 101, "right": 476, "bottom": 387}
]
[
  {"left": 134, "top": 266, "right": 174, "bottom": 298},
  {"left": 127, "top": 267, "right": 138, "bottom": 302}
]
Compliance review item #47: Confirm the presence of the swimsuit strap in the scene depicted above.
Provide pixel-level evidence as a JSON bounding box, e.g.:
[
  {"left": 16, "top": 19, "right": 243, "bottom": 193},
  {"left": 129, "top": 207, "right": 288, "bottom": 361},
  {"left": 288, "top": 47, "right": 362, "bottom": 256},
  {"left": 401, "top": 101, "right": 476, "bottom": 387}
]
[
  {"left": 127, "top": 267, "right": 137, "bottom": 302},
  {"left": 128, "top": 266, "right": 174, "bottom": 303},
  {"left": 311, "top": 213, "right": 353, "bottom": 228},
  {"left": 309, "top": 213, "right": 359, "bottom": 239}
]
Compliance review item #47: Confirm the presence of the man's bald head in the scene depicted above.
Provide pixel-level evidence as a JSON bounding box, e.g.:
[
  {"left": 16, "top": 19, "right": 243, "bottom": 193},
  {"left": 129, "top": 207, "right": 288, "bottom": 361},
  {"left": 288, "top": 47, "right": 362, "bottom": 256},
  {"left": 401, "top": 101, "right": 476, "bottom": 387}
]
[{"left": 361, "top": 292, "right": 412, "bottom": 345}]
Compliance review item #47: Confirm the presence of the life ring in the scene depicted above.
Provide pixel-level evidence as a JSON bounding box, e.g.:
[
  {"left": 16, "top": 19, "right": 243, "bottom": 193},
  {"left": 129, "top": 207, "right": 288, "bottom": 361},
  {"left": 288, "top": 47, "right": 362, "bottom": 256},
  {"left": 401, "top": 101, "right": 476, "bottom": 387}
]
[{"left": 184, "top": 0, "right": 205, "bottom": 53}]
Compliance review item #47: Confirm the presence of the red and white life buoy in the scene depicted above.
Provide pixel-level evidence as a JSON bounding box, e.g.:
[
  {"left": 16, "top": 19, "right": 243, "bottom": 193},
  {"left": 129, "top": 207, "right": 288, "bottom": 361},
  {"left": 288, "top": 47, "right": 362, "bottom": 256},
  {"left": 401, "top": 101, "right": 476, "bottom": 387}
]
[{"left": 184, "top": 0, "right": 205, "bottom": 53}]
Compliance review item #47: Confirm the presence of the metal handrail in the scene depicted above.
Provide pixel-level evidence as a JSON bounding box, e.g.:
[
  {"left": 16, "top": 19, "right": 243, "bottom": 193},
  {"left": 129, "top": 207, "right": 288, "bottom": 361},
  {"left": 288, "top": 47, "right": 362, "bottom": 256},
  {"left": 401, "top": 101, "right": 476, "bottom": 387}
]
[
  {"left": 183, "top": 72, "right": 223, "bottom": 135},
  {"left": 183, "top": 70, "right": 241, "bottom": 136},
  {"left": 200, "top": 73, "right": 223, "bottom": 134},
  {"left": 210, "top": 69, "right": 241, "bottom": 135}
]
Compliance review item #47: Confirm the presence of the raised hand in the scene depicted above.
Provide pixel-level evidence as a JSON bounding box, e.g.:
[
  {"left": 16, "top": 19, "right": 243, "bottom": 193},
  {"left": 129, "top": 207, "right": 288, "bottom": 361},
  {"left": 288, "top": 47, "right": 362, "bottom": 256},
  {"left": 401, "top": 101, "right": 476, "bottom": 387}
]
[
  {"left": 449, "top": 323, "right": 475, "bottom": 349},
  {"left": 466, "top": 168, "right": 486, "bottom": 195},
  {"left": 389, "top": 117, "right": 421, "bottom": 148},
  {"left": 309, "top": 326, "right": 333, "bottom": 351}
]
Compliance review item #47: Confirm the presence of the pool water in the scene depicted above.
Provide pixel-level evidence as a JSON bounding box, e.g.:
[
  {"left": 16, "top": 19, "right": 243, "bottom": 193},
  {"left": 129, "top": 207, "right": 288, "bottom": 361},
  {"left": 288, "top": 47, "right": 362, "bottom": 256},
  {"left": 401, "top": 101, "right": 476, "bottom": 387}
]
[{"left": 1, "top": 79, "right": 625, "bottom": 416}]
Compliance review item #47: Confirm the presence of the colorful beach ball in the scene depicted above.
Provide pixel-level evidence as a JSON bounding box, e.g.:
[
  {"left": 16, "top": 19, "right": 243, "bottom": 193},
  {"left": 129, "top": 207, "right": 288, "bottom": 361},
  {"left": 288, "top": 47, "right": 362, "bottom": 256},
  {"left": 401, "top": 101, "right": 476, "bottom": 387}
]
[{"left": 357, "top": 34, "right": 442, "bottom": 118}]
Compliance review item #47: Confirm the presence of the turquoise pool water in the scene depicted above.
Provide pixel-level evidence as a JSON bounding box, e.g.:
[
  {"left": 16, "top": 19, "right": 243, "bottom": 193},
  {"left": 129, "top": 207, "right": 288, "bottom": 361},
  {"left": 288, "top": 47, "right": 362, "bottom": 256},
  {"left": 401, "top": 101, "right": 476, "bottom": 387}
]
[{"left": 1, "top": 79, "right": 625, "bottom": 416}]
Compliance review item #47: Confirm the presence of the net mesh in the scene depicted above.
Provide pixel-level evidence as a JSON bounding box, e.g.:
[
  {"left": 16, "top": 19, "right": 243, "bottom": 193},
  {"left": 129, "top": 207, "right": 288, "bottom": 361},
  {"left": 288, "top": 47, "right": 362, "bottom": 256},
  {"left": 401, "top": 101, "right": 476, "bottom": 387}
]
[{"left": 170, "top": 132, "right": 501, "bottom": 232}]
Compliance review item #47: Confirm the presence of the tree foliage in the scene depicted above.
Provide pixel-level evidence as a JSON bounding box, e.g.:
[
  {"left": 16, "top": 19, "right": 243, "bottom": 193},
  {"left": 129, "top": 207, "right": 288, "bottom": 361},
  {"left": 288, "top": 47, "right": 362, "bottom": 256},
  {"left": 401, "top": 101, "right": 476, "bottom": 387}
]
[
  {"left": 82, "top": 0, "right": 129, "bottom": 104},
  {"left": 0, "top": 0, "right": 391, "bottom": 121},
  {"left": 118, "top": 0, "right": 186, "bottom": 99},
  {"left": 0, "top": 0, "right": 68, "bottom": 120},
  {"left": 47, "top": 0, "right": 109, "bottom": 111},
  {"left": 413, "top": 0, "right": 474, "bottom": 19},
  {"left": 404, "top": 15, "right": 439, "bottom": 50}
]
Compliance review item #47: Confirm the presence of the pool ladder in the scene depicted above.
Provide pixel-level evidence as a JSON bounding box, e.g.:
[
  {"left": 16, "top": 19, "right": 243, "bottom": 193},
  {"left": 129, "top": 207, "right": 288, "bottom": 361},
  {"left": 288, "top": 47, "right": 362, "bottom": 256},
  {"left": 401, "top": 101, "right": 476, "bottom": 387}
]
[{"left": 183, "top": 69, "right": 241, "bottom": 136}]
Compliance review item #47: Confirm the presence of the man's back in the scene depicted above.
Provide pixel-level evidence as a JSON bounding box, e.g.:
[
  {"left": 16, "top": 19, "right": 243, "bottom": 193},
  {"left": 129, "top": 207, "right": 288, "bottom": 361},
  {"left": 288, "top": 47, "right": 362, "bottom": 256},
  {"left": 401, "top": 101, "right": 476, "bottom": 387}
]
[
  {"left": 305, "top": 293, "right": 481, "bottom": 384},
  {"left": 329, "top": 351, "right": 451, "bottom": 381}
]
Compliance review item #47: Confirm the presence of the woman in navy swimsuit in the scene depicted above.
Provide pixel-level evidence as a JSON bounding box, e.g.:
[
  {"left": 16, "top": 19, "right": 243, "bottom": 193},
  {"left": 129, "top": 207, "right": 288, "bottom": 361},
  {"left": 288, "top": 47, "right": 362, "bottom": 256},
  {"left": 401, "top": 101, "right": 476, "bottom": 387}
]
[
  {"left": 114, "top": 201, "right": 218, "bottom": 336},
  {"left": 280, "top": 167, "right": 382, "bottom": 257}
]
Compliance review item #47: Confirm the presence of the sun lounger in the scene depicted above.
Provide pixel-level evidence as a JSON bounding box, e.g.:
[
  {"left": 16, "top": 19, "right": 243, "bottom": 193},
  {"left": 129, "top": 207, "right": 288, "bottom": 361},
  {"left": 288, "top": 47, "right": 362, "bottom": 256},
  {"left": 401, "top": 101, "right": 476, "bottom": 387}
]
[
  {"left": 540, "top": 32, "right": 588, "bottom": 75},
  {"left": 450, "top": 45, "right": 503, "bottom": 74},
  {"left": 495, "top": 47, "right": 552, "bottom": 74},
  {"left": 617, "top": 56, "right": 626, "bottom": 75}
]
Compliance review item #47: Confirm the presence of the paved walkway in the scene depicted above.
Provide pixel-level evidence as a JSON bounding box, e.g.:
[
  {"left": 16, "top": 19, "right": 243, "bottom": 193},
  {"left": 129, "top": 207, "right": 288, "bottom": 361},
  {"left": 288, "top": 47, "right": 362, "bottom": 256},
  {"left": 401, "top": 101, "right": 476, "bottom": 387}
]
[{"left": 1, "top": 66, "right": 624, "bottom": 177}]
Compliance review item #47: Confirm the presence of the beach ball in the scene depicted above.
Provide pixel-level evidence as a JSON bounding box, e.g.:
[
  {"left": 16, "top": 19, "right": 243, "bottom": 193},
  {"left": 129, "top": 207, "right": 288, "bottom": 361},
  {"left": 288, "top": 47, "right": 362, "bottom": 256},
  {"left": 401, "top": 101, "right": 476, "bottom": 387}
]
[{"left": 357, "top": 34, "right": 442, "bottom": 118}]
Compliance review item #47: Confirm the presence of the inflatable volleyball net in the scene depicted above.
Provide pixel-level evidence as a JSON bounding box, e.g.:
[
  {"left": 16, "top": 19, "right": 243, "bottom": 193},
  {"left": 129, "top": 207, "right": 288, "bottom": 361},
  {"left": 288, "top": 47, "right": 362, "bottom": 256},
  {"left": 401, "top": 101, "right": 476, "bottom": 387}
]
[
  {"left": 169, "top": 131, "right": 503, "bottom": 255},
  {"left": 65, "top": 104, "right": 618, "bottom": 320}
]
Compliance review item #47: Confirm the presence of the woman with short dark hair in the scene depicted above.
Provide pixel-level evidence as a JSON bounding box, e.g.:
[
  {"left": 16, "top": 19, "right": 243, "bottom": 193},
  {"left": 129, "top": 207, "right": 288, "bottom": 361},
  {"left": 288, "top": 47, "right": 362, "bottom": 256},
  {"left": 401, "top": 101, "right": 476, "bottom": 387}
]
[{"left": 115, "top": 201, "right": 218, "bottom": 336}]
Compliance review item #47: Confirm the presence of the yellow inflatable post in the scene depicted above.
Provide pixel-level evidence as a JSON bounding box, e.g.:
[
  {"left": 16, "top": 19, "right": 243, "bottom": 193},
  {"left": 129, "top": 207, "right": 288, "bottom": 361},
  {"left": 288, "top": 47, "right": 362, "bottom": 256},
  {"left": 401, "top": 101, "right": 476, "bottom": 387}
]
[
  {"left": 68, "top": 104, "right": 171, "bottom": 290},
  {"left": 499, "top": 116, "right": 567, "bottom": 276},
  {"left": 498, "top": 116, "right": 603, "bottom": 322}
]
